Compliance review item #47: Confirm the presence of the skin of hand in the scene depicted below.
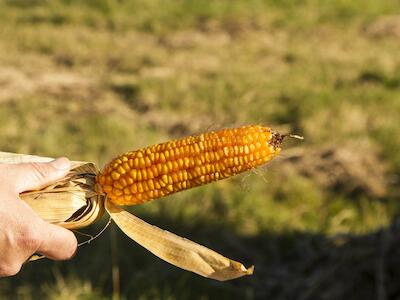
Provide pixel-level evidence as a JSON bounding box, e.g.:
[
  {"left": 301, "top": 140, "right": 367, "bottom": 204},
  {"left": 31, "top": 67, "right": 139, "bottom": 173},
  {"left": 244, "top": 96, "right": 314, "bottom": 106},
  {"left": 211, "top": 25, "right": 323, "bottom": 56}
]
[{"left": 0, "top": 157, "right": 78, "bottom": 277}]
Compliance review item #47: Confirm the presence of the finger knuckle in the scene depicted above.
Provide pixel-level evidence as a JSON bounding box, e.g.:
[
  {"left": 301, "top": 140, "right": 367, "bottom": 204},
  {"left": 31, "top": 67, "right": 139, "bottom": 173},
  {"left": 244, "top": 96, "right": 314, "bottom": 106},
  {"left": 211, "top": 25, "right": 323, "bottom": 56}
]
[
  {"left": 20, "top": 225, "right": 42, "bottom": 252},
  {"left": 30, "top": 163, "right": 49, "bottom": 182}
]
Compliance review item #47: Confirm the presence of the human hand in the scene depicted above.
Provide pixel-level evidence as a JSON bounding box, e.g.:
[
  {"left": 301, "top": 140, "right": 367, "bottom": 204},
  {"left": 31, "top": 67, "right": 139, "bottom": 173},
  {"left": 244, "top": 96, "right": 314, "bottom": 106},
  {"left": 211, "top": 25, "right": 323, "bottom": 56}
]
[{"left": 0, "top": 157, "right": 78, "bottom": 277}]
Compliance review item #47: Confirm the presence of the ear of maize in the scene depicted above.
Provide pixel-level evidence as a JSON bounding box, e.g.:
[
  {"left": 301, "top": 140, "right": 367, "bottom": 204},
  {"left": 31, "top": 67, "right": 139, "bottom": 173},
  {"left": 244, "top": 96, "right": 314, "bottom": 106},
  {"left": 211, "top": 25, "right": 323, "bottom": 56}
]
[{"left": 96, "top": 125, "right": 284, "bottom": 205}]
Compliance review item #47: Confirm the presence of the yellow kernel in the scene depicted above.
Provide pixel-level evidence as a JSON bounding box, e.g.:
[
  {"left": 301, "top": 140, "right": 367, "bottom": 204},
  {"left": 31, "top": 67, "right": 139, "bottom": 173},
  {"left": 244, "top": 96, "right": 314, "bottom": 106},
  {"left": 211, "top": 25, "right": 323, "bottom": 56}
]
[
  {"left": 212, "top": 152, "right": 217, "bottom": 160},
  {"left": 167, "top": 161, "right": 173, "bottom": 171},
  {"left": 139, "top": 157, "right": 146, "bottom": 168},
  {"left": 122, "top": 162, "right": 130, "bottom": 172},
  {"left": 147, "top": 168, "right": 154, "bottom": 179},
  {"left": 98, "top": 175, "right": 106, "bottom": 185},
  {"left": 196, "top": 158, "right": 202, "bottom": 166},
  {"left": 234, "top": 145, "right": 239, "bottom": 155},
  {"left": 148, "top": 179, "right": 155, "bottom": 190},
  {"left": 104, "top": 185, "right": 113, "bottom": 193},
  {"left": 193, "top": 166, "right": 201, "bottom": 176},
  {"left": 141, "top": 169, "right": 148, "bottom": 180},
  {"left": 111, "top": 171, "right": 120, "bottom": 180},
  {"left": 145, "top": 157, "right": 152, "bottom": 167},
  {"left": 124, "top": 195, "right": 132, "bottom": 202},
  {"left": 130, "top": 185, "right": 137, "bottom": 193},
  {"left": 162, "top": 164, "right": 168, "bottom": 174},
  {"left": 178, "top": 158, "right": 184, "bottom": 168},
  {"left": 106, "top": 176, "right": 113, "bottom": 185},
  {"left": 151, "top": 165, "right": 159, "bottom": 177},
  {"left": 183, "top": 157, "right": 190, "bottom": 168},
  {"left": 117, "top": 166, "right": 126, "bottom": 175},
  {"left": 172, "top": 173, "right": 179, "bottom": 183},
  {"left": 129, "top": 169, "right": 137, "bottom": 180},
  {"left": 137, "top": 183, "right": 144, "bottom": 193},
  {"left": 201, "top": 165, "right": 207, "bottom": 174},
  {"left": 119, "top": 178, "right": 127, "bottom": 187},
  {"left": 161, "top": 174, "right": 168, "bottom": 184},
  {"left": 159, "top": 179, "right": 167, "bottom": 188},
  {"left": 223, "top": 146, "right": 229, "bottom": 156},
  {"left": 133, "top": 158, "right": 139, "bottom": 167},
  {"left": 113, "top": 181, "right": 124, "bottom": 190}
]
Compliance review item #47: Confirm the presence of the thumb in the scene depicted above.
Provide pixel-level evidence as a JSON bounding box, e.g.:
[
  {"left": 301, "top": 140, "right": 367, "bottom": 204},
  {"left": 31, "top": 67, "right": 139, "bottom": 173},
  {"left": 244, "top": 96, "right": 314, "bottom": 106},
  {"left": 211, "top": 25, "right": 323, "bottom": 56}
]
[{"left": 14, "top": 157, "right": 70, "bottom": 193}]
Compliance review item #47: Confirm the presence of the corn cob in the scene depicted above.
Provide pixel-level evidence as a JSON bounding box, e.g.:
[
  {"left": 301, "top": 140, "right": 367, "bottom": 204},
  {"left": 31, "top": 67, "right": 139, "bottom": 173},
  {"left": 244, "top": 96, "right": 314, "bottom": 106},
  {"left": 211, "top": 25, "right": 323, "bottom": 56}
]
[{"left": 96, "top": 125, "right": 285, "bottom": 205}]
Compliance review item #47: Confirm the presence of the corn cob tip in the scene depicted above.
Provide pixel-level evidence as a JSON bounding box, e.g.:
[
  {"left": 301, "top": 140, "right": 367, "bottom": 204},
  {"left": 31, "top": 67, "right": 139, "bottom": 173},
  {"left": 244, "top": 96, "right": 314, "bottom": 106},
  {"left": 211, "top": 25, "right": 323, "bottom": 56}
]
[
  {"left": 270, "top": 132, "right": 304, "bottom": 150},
  {"left": 269, "top": 131, "right": 285, "bottom": 150}
]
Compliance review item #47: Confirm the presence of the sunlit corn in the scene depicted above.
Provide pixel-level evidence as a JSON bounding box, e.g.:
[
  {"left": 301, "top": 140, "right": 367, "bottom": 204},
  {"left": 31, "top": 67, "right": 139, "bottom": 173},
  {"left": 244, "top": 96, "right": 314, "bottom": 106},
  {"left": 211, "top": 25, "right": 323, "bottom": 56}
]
[{"left": 96, "top": 125, "right": 285, "bottom": 205}]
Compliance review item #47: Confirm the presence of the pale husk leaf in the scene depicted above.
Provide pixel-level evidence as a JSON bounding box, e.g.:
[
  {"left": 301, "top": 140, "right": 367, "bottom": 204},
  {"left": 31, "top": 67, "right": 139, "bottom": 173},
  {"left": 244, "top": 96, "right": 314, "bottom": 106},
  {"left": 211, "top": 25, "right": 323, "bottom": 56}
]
[{"left": 105, "top": 198, "right": 254, "bottom": 281}]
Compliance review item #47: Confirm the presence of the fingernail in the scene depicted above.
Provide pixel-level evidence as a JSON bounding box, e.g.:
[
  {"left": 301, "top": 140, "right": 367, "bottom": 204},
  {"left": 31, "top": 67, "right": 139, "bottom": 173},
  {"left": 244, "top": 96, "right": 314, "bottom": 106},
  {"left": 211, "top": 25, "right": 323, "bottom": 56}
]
[{"left": 51, "top": 157, "right": 70, "bottom": 171}]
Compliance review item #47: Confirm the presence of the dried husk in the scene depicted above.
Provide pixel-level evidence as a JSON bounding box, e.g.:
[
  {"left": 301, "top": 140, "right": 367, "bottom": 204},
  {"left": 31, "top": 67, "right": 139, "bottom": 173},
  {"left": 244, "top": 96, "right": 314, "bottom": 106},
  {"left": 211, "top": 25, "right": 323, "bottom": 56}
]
[
  {"left": 0, "top": 151, "right": 253, "bottom": 281},
  {"left": 0, "top": 152, "right": 104, "bottom": 229},
  {"left": 105, "top": 199, "right": 254, "bottom": 281}
]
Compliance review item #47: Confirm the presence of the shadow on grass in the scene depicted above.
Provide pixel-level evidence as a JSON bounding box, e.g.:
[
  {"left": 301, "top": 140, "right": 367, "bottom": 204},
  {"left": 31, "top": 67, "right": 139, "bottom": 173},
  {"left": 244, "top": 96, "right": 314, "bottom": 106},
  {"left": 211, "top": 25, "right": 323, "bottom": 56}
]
[{"left": 2, "top": 214, "right": 400, "bottom": 300}]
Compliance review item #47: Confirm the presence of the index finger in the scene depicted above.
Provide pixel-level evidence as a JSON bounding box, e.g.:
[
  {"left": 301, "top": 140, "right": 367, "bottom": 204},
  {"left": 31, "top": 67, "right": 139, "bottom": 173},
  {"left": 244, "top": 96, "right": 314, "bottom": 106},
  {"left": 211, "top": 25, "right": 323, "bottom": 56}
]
[{"left": 36, "top": 222, "right": 77, "bottom": 260}]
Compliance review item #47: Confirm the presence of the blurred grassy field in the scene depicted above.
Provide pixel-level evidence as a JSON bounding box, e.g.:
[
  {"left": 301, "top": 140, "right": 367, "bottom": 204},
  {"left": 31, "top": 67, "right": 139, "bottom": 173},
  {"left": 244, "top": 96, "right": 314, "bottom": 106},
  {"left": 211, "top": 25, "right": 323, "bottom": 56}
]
[{"left": 0, "top": 0, "right": 400, "bottom": 299}]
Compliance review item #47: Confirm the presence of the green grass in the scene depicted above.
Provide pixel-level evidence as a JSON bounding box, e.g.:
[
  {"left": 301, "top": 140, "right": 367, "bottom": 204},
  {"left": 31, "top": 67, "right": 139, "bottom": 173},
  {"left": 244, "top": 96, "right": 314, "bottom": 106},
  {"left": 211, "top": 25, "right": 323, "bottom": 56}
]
[{"left": 0, "top": 0, "right": 400, "bottom": 299}]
